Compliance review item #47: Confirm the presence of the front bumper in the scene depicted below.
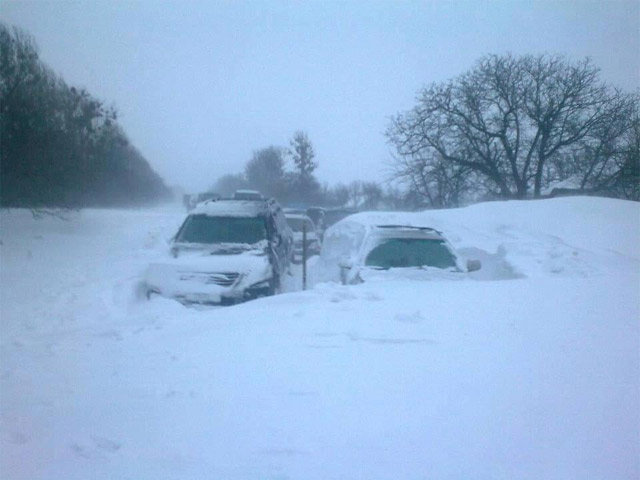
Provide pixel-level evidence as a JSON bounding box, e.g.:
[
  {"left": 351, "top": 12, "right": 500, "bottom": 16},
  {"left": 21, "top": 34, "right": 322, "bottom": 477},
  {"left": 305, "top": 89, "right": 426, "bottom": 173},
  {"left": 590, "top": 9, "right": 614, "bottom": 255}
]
[
  {"left": 149, "top": 280, "right": 272, "bottom": 306},
  {"left": 145, "top": 262, "right": 275, "bottom": 306}
]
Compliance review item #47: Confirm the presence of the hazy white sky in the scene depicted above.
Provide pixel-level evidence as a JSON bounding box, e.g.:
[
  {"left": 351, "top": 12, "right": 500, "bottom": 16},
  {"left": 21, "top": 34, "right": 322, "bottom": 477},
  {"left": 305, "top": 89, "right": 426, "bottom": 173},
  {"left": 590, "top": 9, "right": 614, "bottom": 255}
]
[{"left": 2, "top": 0, "right": 639, "bottom": 192}]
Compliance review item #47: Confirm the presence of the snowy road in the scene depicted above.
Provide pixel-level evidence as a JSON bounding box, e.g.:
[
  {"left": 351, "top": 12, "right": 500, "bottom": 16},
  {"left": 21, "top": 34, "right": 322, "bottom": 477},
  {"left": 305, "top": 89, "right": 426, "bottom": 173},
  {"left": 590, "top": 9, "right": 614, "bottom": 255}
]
[{"left": 1, "top": 198, "right": 639, "bottom": 479}]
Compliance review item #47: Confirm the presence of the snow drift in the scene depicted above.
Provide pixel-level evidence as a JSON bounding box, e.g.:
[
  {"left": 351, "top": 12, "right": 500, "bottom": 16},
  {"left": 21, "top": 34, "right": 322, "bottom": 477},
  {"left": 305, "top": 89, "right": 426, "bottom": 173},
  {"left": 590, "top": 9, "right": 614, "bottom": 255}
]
[{"left": 1, "top": 197, "right": 638, "bottom": 480}]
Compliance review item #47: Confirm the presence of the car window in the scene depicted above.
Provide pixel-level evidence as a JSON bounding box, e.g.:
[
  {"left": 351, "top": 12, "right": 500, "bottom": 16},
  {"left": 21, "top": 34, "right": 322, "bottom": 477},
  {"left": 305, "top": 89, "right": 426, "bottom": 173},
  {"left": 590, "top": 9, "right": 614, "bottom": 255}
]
[
  {"left": 176, "top": 214, "right": 266, "bottom": 244},
  {"left": 364, "top": 238, "right": 457, "bottom": 269}
]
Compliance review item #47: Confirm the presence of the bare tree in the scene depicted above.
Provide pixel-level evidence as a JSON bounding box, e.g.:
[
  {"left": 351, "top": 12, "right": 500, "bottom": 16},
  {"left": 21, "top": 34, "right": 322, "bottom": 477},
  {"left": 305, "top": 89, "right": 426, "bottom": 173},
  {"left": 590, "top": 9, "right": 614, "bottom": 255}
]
[
  {"left": 346, "top": 181, "right": 364, "bottom": 208},
  {"left": 610, "top": 111, "right": 640, "bottom": 200},
  {"left": 326, "top": 183, "right": 350, "bottom": 207},
  {"left": 387, "top": 54, "right": 632, "bottom": 200},
  {"left": 244, "top": 146, "right": 286, "bottom": 198},
  {"left": 211, "top": 173, "right": 249, "bottom": 198},
  {"left": 361, "top": 182, "right": 384, "bottom": 210},
  {"left": 388, "top": 150, "right": 473, "bottom": 208}
]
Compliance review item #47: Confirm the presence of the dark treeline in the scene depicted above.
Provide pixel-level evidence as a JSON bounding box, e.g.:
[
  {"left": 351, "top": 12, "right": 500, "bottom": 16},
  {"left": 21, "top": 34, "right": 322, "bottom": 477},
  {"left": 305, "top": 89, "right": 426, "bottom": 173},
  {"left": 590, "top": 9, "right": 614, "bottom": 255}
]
[{"left": 0, "top": 24, "right": 171, "bottom": 208}]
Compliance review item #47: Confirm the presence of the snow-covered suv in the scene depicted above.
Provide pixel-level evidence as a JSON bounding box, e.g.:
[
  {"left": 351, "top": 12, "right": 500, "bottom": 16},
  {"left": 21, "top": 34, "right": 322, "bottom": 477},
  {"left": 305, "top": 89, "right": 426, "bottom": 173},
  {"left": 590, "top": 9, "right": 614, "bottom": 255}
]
[{"left": 144, "top": 198, "right": 293, "bottom": 305}]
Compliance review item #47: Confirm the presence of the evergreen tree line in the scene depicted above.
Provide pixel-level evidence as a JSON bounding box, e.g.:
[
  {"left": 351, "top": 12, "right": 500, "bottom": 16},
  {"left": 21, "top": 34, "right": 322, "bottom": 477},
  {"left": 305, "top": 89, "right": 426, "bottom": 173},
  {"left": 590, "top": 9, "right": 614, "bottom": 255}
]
[{"left": 0, "top": 24, "right": 171, "bottom": 208}]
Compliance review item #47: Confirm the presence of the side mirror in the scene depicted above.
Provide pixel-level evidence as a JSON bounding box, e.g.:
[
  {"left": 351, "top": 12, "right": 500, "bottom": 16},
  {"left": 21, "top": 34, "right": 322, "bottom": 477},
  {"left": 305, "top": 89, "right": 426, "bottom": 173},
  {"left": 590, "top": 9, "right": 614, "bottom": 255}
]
[
  {"left": 271, "top": 235, "right": 282, "bottom": 247},
  {"left": 466, "top": 259, "right": 482, "bottom": 272},
  {"left": 339, "top": 257, "right": 353, "bottom": 270}
]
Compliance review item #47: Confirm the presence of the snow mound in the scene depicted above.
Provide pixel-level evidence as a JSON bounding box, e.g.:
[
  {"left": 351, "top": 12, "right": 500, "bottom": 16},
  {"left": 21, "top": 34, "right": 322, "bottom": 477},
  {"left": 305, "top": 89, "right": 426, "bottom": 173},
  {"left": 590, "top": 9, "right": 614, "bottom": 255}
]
[
  {"left": 314, "top": 197, "right": 638, "bottom": 283},
  {"left": 1, "top": 197, "right": 638, "bottom": 480}
]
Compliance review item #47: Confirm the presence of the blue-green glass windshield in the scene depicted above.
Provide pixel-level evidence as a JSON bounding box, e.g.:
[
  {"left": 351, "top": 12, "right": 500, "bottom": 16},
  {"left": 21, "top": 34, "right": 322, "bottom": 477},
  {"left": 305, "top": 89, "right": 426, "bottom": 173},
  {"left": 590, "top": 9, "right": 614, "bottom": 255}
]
[
  {"left": 176, "top": 215, "right": 266, "bottom": 244},
  {"left": 364, "top": 238, "right": 457, "bottom": 269}
]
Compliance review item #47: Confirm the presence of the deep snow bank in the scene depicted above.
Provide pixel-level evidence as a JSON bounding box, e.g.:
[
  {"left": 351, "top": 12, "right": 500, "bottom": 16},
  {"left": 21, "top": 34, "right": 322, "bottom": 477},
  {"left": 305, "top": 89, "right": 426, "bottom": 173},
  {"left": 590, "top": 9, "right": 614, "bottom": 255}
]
[
  {"left": 315, "top": 196, "right": 640, "bottom": 283},
  {"left": 1, "top": 198, "right": 638, "bottom": 480}
]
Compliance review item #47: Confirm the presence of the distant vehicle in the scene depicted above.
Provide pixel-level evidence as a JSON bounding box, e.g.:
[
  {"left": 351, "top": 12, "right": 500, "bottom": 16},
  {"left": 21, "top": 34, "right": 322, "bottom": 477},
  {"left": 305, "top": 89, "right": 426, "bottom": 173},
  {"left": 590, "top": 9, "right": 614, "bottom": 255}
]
[
  {"left": 197, "top": 192, "right": 221, "bottom": 203},
  {"left": 305, "top": 207, "right": 326, "bottom": 237},
  {"left": 233, "top": 189, "right": 264, "bottom": 201},
  {"left": 183, "top": 192, "right": 220, "bottom": 210},
  {"left": 319, "top": 215, "right": 481, "bottom": 284},
  {"left": 323, "top": 207, "right": 358, "bottom": 228},
  {"left": 283, "top": 207, "right": 307, "bottom": 215},
  {"left": 285, "top": 213, "right": 322, "bottom": 263},
  {"left": 144, "top": 198, "right": 293, "bottom": 305}
]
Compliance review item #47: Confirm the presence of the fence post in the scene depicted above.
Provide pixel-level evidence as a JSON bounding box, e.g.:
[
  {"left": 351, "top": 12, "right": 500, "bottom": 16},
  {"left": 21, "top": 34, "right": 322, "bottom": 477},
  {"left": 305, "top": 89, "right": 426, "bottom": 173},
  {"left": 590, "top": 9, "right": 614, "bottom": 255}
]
[{"left": 302, "top": 221, "right": 307, "bottom": 291}]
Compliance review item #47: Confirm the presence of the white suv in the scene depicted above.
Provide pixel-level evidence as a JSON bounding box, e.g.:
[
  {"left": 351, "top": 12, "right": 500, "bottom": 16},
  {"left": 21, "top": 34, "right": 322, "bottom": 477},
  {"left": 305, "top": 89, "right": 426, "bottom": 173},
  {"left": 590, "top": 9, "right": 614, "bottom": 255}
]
[
  {"left": 144, "top": 198, "right": 292, "bottom": 305},
  {"left": 317, "top": 215, "right": 480, "bottom": 284}
]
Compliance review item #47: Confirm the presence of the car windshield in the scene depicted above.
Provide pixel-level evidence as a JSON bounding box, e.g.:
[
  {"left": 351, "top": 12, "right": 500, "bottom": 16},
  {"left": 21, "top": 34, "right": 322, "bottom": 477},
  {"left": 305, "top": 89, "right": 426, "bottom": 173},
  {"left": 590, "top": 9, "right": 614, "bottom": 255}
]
[
  {"left": 287, "top": 218, "right": 314, "bottom": 233},
  {"left": 364, "top": 238, "right": 457, "bottom": 269},
  {"left": 176, "top": 215, "right": 266, "bottom": 244}
]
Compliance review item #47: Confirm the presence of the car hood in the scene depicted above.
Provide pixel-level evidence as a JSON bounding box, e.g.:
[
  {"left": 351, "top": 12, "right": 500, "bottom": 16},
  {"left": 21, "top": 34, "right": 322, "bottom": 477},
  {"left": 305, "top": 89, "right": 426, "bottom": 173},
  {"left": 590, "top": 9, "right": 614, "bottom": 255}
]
[{"left": 357, "top": 265, "right": 464, "bottom": 283}]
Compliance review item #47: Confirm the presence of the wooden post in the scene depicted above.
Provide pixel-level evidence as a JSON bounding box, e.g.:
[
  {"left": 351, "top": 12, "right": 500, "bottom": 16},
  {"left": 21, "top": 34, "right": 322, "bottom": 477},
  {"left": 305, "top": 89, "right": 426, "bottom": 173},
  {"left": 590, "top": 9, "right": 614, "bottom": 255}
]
[{"left": 302, "top": 221, "right": 307, "bottom": 291}]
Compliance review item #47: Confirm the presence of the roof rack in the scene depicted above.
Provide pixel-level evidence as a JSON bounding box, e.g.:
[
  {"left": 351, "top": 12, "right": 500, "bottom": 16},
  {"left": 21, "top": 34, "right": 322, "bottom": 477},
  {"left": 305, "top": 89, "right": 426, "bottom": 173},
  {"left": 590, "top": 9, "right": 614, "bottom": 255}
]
[{"left": 375, "top": 224, "right": 442, "bottom": 234}]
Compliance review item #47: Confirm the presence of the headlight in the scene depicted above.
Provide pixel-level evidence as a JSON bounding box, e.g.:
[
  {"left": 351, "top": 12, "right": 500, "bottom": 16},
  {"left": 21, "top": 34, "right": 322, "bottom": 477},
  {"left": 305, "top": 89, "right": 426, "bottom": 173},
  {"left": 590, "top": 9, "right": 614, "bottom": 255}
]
[
  {"left": 248, "top": 279, "right": 271, "bottom": 289},
  {"left": 244, "top": 279, "right": 272, "bottom": 299}
]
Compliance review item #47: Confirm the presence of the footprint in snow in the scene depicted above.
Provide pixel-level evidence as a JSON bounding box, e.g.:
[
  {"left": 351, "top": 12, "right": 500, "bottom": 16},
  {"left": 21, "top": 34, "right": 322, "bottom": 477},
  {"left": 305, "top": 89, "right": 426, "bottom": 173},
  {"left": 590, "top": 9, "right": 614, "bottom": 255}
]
[
  {"left": 395, "top": 311, "right": 423, "bottom": 324},
  {"left": 329, "top": 290, "right": 357, "bottom": 303},
  {"left": 95, "top": 330, "right": 123, "bottom": 341},
  {"left": 70, "top": 436, "right": 121, "bottom": 459},
  {"left": 364, "top": 291, "right": 382, "bottom": 301},
  {"left": 9, "top": 431, "right": 28, "bottom": 445},
  {"left": 91, "top": 435, "right": 121, "bottom": 452}
]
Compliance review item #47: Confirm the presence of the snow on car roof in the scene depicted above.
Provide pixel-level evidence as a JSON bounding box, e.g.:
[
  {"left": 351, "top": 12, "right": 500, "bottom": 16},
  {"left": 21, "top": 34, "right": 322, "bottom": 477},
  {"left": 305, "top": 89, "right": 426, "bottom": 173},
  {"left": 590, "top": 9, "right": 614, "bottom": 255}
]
[
  {"left": 372, "top": 225, "right": 444, "bottom": 239},
  {"left": 329, "top": 211, "right": 443, "bottom": 236},
  {"left": 235, "top": 189, "right": 261, "bottom": 194},
  {"left": 191, "top": 200, "right": 268, "bottom": 217}
]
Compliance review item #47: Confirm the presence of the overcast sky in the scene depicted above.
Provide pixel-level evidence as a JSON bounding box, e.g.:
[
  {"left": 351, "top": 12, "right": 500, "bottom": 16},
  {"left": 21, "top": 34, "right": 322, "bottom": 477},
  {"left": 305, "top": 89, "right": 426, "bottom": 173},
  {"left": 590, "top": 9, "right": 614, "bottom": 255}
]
[{"left": 2, "top": 0, "right": 639, "bottom": 192}]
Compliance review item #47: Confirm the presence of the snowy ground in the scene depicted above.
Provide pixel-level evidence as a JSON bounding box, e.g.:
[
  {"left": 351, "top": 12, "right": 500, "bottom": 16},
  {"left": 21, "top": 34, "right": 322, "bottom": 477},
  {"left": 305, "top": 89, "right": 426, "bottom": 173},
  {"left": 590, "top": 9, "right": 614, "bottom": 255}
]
[{"left": 1, "top": 197, "right": 638, "bottom": 480}]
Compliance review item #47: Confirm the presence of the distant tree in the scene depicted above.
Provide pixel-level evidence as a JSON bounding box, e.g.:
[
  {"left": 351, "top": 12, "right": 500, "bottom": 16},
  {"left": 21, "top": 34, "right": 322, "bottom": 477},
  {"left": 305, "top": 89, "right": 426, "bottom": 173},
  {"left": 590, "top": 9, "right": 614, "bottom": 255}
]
[
  {"left": 610, "top": 111, "right": 640, "bottom": 200},
  {"left": 548, "top": 95, "right": 637, "bottom": 195},
  {"left": 388, "top": 151, "right": 473, "bottom": 208},
  {"left": 289, "top": 131, "right": 316, "bottom": 178},
  {"left": 211, "top": 173, "right": 249, "bottom": 198},
  {"left": 0, "top": 22, "right": 170, "bottom": 208},
  {"left": 361, "top": 182, "right": 384, "bottom": 210},
  {"left": 387, "top": 53, "right": 635, "bottom": 201},
  {"left": 284, "top": 170, "right": 322, "bottom": 205},
  {"left": 244, "top": 146, "right": 287, "bottom": 199},
  {"left": 326, "top": 182, "right": 351, "bottom": 207},
  {"left": 285, "top": 131, "right": 321, "bottom": 204},
  {"left": 0, "top": 25, "right": 40, "bottom": 116}
]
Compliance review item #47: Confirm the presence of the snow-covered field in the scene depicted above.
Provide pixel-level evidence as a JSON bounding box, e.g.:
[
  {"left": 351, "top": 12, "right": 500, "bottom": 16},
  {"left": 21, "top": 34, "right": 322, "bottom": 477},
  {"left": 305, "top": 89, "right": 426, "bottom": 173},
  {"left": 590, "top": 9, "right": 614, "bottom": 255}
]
[{"left": 1, "top": 197, "right": 638, "bottom": 480}]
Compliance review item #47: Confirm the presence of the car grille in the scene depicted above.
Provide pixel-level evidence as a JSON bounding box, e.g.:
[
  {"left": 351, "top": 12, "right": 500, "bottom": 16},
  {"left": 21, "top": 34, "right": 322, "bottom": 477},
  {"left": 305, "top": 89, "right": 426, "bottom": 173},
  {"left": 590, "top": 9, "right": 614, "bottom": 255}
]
[{"left": 179, "top": 272, "right": 240, "bottom": 287}]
